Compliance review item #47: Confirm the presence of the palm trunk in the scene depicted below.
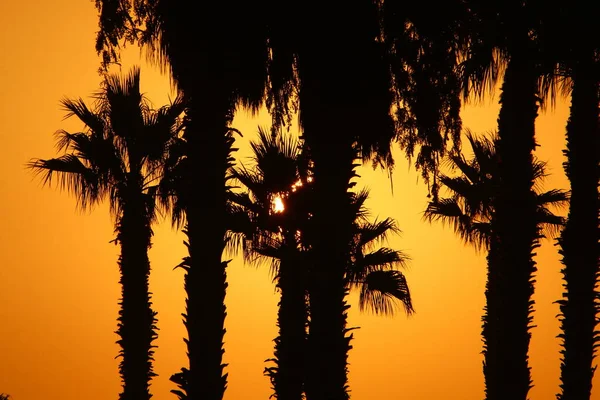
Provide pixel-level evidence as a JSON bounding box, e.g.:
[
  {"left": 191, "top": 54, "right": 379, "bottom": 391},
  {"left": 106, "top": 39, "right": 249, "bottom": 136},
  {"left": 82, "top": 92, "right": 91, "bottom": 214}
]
[
  {"left": 483, "top": 53, "right": 539, "bottom": 400},
  {"left": 267, "top": 239, "right": 308, "bottom": 400},
  {"left": 171, "top": 99, "right": 232, "bottom": 400},
  {"left": 304, "top": 140, "right": 355, "bottom": 400},
  {"left": 557, "top": 58, "right": 600, "bottom": 400},
  {"left": 116, "top": 192, "right": 157, "bottom": 400}
]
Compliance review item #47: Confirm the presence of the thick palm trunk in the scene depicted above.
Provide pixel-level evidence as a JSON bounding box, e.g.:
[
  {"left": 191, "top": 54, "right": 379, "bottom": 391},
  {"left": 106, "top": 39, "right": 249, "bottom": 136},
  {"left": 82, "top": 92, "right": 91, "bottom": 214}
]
[
  {"left": 304, "top": 140, "right": 355, "bottom": 400},
  {"left": 483, "top": 54, "right": 539, "bottom": 400},
  {"left": 116, "top": 195, "right": 157, "bottom": 400},
  {"left": 267, "top": 244, "right": 308, "bottom": 400},
  {"left": 557, "top": 59, "right": 600, "bottom": 400},
  {"left": 171, "top": 99, "right": 232, "bottom": 400}
]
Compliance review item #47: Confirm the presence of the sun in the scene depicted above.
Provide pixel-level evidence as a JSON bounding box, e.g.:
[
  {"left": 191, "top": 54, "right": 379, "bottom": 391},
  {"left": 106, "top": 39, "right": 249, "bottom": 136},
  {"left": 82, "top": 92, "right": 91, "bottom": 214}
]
[{"left": 273, "top": 196, "right": 285, "bottom": 213}]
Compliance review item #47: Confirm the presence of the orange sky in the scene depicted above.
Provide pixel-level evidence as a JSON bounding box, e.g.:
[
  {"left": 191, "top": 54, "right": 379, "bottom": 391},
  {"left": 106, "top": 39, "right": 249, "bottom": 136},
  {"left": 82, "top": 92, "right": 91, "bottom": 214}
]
[{"left": 0, "top": 1, "right": 597, "bottom": 399}]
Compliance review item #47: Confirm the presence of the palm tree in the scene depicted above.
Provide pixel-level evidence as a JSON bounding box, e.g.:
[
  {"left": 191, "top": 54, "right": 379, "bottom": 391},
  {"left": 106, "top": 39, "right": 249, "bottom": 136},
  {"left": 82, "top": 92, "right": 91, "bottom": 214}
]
[
  {"left": 96, "top": 0, "right": 268, "bottom": 400},
  {"left": 269, "top": 3, "right": 399, "bottom": 397},
  {"left": 28, "top": 68, "right": 185, "bottom": 400},
  {"left": 425, "top": 130, "right": 568, "bottom": 398},
  {"left": 346, "top": 190, "right": 414, "bottom": 317},
  {"left": 94, "top": 3, "right": 270, "bottom": 397},
  {"left": 456, "top": 2, "right": 559, "bottom": 397},
  {"left": 229, "top": 130, "right": 413, "bottom": 400},
  {"left": 93, "top": 3, "right": 454, "bottom": 398},
  {"left": 229, "top": 129, "right": 311, "bottom": 400},
  {"left": 542, "top": 6, "right": 600, "bottom": 399}
]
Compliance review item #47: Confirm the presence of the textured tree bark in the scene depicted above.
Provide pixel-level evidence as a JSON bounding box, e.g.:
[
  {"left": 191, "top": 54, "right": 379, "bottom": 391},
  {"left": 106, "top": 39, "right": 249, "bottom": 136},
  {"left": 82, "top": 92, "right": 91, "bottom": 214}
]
[
  {"left": 483, "top": 53, "right": 539, "bottom": 400},
  {"left": 557, "top": 57, "right": 600, "bottom": 400},
  {"left": 268, "top": 243, "right": 308, "bottom": 400},
  {"left": 117, "top": 191, "right": 157, "bottom": 400}
]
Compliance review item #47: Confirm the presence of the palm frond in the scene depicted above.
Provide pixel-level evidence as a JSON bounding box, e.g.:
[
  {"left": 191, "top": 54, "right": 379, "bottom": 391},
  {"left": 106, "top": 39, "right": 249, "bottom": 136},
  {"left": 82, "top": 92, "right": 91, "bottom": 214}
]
[
  {"left": 424, "top": 198, "right": 489, "bottom": 250},
  {"left": 348, "top": 247, "right": 409, "bottom": 285},
  {"left": 535, "top": 188, "right": 569, "bottom": 209},
  {"left": 359, "top": 270, "right": 414, "bottom": 316},
  {"left": 355, "top": 217, "right": 401, "bottom": 251},
  {"left": 536, "top": 208, "right": 566, "bottom": 239},
  {"left": 59, "top": 98, "right": 105, "bottom": 136},
  {"left": 27, "top": 155, "right": 102, "bottom": 210}
]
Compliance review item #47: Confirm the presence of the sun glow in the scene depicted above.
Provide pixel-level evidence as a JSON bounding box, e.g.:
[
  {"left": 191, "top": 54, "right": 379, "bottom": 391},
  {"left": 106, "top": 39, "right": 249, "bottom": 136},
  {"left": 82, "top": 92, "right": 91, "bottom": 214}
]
[
  {"left": 291, "top": 176, "right": 313, "bottom": 192},
  {"left": 273, "top": 196, "right": 285, "bottom": 213}
]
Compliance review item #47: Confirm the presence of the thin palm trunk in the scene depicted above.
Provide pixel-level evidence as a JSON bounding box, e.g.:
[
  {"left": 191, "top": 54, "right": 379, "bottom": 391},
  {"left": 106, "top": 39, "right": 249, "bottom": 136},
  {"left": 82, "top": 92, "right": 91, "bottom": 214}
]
[
  {"left": 557, "top": 57, "right": 600, "bottom": 400},
  {"left": 483, "top": 53, "right": 539, "bottom": 400},
  {"left": 268, "top": 240, "right": 308, "bottom": 400},
  {"left": 116, "top": 190, "right": 157, "bottom": 400}
]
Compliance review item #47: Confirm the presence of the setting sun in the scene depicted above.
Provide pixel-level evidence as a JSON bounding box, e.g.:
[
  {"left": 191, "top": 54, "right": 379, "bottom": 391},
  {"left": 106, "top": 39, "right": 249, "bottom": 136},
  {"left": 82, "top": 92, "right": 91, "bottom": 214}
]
[{"left": 273, "top": 196, "right": 285, "bottom": 213}]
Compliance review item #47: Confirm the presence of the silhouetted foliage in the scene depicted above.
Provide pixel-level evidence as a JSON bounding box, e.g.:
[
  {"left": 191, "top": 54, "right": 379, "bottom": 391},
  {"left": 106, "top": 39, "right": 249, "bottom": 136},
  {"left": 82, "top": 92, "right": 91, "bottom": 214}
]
[
  {"left": 381, "top": 0, "right": 468, "bottom": 196},
  {"left": 94, "top": 2, "right": 271, "bottom": 397},
  {"left": 28, "top": 67, "right": 184, "bottom": 400},
  {"left": 550, "top": 5, "right": 600, "bottom": 397},
  {"left": 88, "top": 3, "right": 600, "bottom": 400},
  {"left": 425, "top": 130, "right": 567, "bottom": 249},
  {"left": 425, "top": 131, "right": 568, "bottom": 399},
  {"left": 229, "top": 128, "right": 310, "bottom": 400},
  {"left": 263, "top": 2, "right": 399, "bottom": 397},
  {"left": 229, "top": 130, "right": 413, "bottom": 400},
  {"left": 456, "top": 2, "right": 562, "bottom": 398}
]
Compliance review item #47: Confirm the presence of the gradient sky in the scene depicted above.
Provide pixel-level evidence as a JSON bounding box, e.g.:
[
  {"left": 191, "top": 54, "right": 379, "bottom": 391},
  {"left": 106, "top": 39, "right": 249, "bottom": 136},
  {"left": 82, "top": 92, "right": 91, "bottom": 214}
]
[{"left": 0, "top": 1, "right": 597, "bottom": 399}]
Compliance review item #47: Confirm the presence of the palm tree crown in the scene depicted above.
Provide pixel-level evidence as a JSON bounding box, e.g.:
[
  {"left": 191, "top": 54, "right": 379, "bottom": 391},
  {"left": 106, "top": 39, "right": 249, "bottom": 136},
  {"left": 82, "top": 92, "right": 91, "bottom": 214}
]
[{"left": 424, "top": 130, "right": 567, "bottom": 250}]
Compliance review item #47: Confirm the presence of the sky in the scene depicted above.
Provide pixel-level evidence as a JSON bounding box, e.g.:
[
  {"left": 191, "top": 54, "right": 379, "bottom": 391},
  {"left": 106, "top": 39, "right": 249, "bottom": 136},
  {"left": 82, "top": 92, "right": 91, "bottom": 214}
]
[{"left": 0, "top": 1, "right": 597, "bottom": 399}]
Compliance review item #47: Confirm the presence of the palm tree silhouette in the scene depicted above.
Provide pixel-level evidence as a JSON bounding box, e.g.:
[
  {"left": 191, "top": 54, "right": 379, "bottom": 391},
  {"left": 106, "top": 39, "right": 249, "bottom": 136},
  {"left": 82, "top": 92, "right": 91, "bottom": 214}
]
[
  {"left": 28, "top": 67, "right": 185, "bottom": 400},
  {"left": 230, "top": 129, "right": 413, "bottom": 400},
  {"left": 545, "top": 5, "right": 600, "bottom": 399},
  {"left": 229, "top": 128, "right": 310, "bottom": 400},
  {"left": 458, "top": 2, "right": 559, "bottom": 397},
  {"left": 346, "top": 190, "right": 413, "bottom": 317},
  {"left": 267, "top": 4, "right": 398, "bottom": 397},
  {"left": 425, "top": 130, "right": 567, "bottom": 398},
  {"left": 94, "top": 3, "right": 270, "bottom": 397}
]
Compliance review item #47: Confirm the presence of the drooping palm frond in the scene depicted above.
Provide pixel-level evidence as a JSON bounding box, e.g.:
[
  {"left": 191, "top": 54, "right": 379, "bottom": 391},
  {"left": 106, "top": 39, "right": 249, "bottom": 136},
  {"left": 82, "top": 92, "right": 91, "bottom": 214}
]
[
  {"left": 53, "top": 129, "right": 125, "bottom": 190},
  {"left": 359, "top": 270, "right": 414, "bottom": 316},
  {"left": 347, "top": 247, "right": 409, "bottom": 286},
  {"left": 424, "top": 197, "right": 490, "bottom": 250},
  {"left": 27, "top": 154, "right": 103, "bottom": 211},
  {"left": 344, "top": 195, "right": 413, "bottom": 317}
]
